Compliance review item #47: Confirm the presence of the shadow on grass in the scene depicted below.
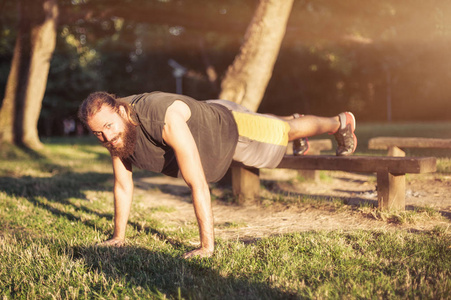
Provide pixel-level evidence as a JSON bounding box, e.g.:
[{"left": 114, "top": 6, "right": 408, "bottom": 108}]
[
  {"left": 261, "top": 179, "right": 451, "bottom": 222},
  {"left": 0, "top": 139, "right": 301, "bottom": 298},
  {"left": 261, "top": 179, "right": 378, "bottom": 207},
  {"left": 1, "top": 176, "right": 291, "bottom": 298},
  {"left": 0, "top": 172, "right": 185, "bottom": 247},
  {"left": 0, "top": 172, "right": 111, "bottom": 201},
  {"left": 133, "top": 176, "right": 192, "bottom": 199},
  {"left": 0, "top": 172, "right": 296, "bottom": 297},
  {"left": 77, "top": 244, "right": 298, "bottom": 299},
  {"left": 0, "top": 174, "right": 296, "bottom": 298}
]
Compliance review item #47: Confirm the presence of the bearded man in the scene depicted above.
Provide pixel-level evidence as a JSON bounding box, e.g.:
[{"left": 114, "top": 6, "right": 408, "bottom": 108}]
[{"left": 78, "top": 91, "right": 357, "bottom": 258}]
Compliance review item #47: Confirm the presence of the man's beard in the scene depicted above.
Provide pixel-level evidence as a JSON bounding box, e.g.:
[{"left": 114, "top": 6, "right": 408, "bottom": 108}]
[{"left": 103, "top": 121, "right": 137, "bottom": 159}]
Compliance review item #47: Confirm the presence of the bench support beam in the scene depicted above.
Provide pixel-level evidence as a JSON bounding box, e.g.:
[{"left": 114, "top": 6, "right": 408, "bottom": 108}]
[
  {"left": 231, "top": 166, "right": 260, "bottom": 204},
  {"left": 376, "top": 171, "right": 405, "bottom": 210},
  {"left": 230, "top": 155, "right": 436, "bottom": 210}
]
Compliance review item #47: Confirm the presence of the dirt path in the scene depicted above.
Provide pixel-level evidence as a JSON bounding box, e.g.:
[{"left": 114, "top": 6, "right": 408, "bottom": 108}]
[{"left": 132, "top": 170, "right": 451, "bottom": 243}]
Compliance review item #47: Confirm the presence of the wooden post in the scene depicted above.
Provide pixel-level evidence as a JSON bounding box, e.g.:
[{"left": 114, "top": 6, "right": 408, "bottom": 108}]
[
  {"left": 298, "top": 147, "right": 320, "bottom": 181},
  {"left": 377, "top": 171, "right": 406, "bottom": 210},
  {"left": 388, "top": 146, "right": 405, "bottom": 157},
  {"left": 231, "top": 166, "right": 260, "bottom": 204}
]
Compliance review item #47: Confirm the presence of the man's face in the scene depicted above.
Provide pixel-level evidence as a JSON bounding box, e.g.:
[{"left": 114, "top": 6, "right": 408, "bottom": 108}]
[{"left": 87, "top": 104, "right": 137, "bottom": 158}]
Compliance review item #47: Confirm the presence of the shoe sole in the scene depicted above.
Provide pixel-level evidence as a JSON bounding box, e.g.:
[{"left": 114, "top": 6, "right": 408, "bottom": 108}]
[{"left": 345, "top": 112, "right": 357, "bottom": 153}]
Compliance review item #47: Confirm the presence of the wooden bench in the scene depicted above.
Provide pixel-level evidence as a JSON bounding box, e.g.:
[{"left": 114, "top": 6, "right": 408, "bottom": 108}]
[
  {"left": 231, "top": 155, "right": 436, "bottom": 211},
  {"left": 369, "top": 137, "right": 451, "bottom": 157}
]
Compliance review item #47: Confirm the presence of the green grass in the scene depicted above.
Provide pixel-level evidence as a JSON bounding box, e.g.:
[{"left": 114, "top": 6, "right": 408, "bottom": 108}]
[{"left": 0, "top": 128, "right": 450, "bottom": 299}]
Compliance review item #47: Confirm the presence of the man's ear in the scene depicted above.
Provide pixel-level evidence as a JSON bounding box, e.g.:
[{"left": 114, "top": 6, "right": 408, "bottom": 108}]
[{"left": 118, "top": 105, "right": 127, "bottom": 118}]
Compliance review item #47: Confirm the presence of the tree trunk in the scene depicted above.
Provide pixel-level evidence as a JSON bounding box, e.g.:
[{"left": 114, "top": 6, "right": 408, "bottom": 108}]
[
  {"left": 0, "top": 37, "right": 20, "bottom": 144},
  {"left": 219, "top": 0, "right": 294, "bottom": 112},
  {"left": 0, "top": 0, "right": 58, "bottom": 149}
]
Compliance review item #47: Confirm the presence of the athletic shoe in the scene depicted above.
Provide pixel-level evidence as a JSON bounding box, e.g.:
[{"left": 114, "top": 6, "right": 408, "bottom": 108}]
[
  {"left": 334, "top": 112, "right": 357, "bottom": 156},
  {"left": 293, "top": 137, "right": 310, "bottom": 156},
  {"left": 291, "top": 113, "right": 310, "bottom": 156}
]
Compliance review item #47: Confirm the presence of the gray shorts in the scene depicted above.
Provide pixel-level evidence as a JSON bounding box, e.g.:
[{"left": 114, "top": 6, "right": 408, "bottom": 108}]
[{"left": 207, "top": 100, "right": 289, "bottom": 169}]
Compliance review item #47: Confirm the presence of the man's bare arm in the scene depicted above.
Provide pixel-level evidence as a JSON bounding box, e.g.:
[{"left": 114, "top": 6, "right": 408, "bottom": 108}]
[
  {"left": 163, "top": 100, "right": 215, "bottom": 258},
  {"left": 100, "top": 156, "right": 133, "bottom": 246}
]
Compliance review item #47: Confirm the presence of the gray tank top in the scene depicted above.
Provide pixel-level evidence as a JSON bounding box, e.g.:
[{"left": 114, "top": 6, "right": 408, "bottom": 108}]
[{"left": 120, "top": 92, "right": 238, "bottom": 182}]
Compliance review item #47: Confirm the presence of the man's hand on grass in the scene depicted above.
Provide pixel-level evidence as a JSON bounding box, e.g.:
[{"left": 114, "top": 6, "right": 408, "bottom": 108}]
[
  {"left": 97, "top": 238, "right": 125, "bottom": 247},
  {"left": 183, "top": 247, "right": 214, "bottom": 259}
]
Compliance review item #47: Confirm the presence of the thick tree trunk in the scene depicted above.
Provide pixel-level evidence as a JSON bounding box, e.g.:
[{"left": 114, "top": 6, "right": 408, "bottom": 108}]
[
  {"left": 219, "top": 0, "right": 294, "bottom": 112},
  {"left": 0, "top": 37, "right": 20, "bottom": 144},
  {"left": 0, "top": 0, "right": 58, "bottom": 149}
]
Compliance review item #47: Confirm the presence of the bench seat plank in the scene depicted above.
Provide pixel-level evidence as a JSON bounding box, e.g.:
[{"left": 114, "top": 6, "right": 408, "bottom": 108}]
[
  {"left": 276, "top": 155, "right": 436, "bottom": 174},
  {"left": 369, "top": 137, "right": 451, "bottom": 150}
]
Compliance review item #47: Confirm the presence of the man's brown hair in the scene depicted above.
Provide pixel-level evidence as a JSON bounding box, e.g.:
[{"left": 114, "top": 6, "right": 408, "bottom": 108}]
[{"left": 78, "top": 91, "right": 137, "bottom": 126}]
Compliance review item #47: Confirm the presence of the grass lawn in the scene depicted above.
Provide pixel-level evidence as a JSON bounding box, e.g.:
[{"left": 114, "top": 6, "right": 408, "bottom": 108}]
[{"left": 0, "top": 123, "right": 450, "bottom": 299}]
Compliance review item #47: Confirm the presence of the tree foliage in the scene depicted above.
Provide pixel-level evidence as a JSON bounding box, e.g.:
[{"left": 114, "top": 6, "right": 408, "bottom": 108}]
[{"left": 2, "top": 0, "right": 451, "bottom": 141}]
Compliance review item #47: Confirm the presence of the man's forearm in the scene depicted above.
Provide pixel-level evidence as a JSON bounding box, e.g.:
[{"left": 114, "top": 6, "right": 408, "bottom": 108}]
[
  {"left": 191, "top": 186, "right": 215, "bottom": 251},
  {"left": 112, "top": 186, "right": 133, "bottom": 239}
]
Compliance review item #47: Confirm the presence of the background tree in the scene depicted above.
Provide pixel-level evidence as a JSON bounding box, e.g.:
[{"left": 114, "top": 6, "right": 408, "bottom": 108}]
[
  {"left": 0, "top": 0, "right": 58, "bottom": 149},
  {"left": 219, "top": 0, "right": 294, "bottom": 112}
]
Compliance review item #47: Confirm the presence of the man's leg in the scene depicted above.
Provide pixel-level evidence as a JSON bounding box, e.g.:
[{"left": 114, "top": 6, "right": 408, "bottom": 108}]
[
  {"left": 264, "top": 113, "right": 310, "bottom": 155},
  {"left": 284, "top": 112, "right": 357, "bottom": 156},
  {"left": 286, "top": 115, "right": 340, "bottom": 140}
]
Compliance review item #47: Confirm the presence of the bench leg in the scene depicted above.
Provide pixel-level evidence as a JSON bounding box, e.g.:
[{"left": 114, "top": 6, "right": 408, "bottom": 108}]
[
  {"left": 232, "top": 166, "right": 260, "bottom": 204},
  {"left": 376, "top": 171, "right": 406, "bottom": 211},
  {"left": 297, "top": 169, "right": 319, "bottom": 181},
  {"left": 388, "top": 146, "right": 405, "bottom": 157},
  {"left": 297, "top": 148, "right": 320, "bottom": 181}
]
